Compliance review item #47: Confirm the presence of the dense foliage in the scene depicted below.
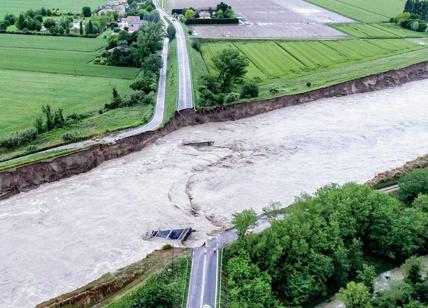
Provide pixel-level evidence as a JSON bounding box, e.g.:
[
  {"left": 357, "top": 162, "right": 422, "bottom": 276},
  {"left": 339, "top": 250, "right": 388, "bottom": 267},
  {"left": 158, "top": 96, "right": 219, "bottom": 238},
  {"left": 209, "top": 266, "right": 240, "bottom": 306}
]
[
  {"left": 107, "top": 257, "right": 190, "bottom": 308},
  {"left": 199, "top": 48, "right": 249, "bottom": 107},
  {"left": 404, "top": 0, "right": 428, "bottom": 21},
  {"left": 0, "top": 6, "right": 116, "bottom": 36},
  {"left": 102, "top": 22, "right": 163, "bottom": 68},
  {"left": 391, "top": 12, "right": 428, "bottom": 32},
  {"left": 398, "top": 168, "right": 428, "bottom": 205},
  {"left": 224, "top": 183, "right": 428, "bottom": 306}
]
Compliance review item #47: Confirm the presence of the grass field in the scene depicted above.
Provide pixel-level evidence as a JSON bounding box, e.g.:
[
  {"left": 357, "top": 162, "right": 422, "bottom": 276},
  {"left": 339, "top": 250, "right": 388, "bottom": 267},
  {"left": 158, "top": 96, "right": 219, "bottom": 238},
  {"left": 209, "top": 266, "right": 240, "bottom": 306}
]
[
  {"left": 164, "top": 40, "right": 178, "bottom": 124},
  {"left": 0, "top": 0, "right": 106, "bottom": 16},
  {"left": 307, "top": 0, "right": 406, "bottom": 22},
  {"left": 0, "top": 32, "right": 149, "bottom": 162},
  {"left": 333, "top": 23, "right": 428, "bottom": 38},
  {"left": 200, "top": 39, "right": 424, "bottom": 82}
]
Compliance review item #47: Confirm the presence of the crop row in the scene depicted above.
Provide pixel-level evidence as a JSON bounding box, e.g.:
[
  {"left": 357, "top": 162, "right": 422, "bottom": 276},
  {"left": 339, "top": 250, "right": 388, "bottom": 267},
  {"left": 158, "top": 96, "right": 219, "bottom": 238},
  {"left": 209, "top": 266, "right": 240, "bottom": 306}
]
[{"left": 200, "top": 38, "right": 423, "bottom": 82}]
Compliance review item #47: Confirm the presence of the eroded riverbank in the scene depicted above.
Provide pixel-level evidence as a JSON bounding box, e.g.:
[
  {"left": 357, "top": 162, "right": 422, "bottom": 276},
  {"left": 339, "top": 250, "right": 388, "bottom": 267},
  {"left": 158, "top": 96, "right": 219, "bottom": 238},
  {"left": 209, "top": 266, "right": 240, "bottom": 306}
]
[{"left": 1, "top": 79, "right": 428, "bottom": 307}]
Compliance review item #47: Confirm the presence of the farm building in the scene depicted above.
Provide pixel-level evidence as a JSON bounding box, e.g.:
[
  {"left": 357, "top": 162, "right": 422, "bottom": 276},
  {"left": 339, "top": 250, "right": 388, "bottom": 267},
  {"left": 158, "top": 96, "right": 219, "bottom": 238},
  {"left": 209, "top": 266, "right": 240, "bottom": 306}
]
[{"left": 120, "top": 16, "right": 148, "bottom": 32}]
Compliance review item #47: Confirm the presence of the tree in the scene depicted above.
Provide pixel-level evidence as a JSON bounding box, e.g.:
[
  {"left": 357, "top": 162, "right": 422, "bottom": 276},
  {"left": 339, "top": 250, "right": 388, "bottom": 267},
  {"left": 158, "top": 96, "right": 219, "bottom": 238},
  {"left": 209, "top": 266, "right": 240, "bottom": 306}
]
[
  {"left": 79, "top": 20, "right": 83, "bottom": 35},
  {"left": 82, "top": 6, "right": 92, "bottom": 17},
  {"left": 262, "top": 202, "right": 281, "bottom": 222},
  {"left": 212, "top": 48, "right": 249, "bottom": 92},
  {"left": 16, "top": 14, "right": 25, "bottom": 30},
  {"left": 240, "top": 82, "right": 259, "bottom": 99},
  {"left": 130, "top": 74, "right": 157, "bottom": 94},
  {"left": 130, "top": 281, "right": 178, "bottom": 307},
  {"left": 412, "top": 194, "right": 428, "bottom": 213},
  {"left": 85, "top": 20, "right": 94, "bottom": 35},
  {"left": 43, "top": 18, "right": 56, "bottom": 29},
  {"left": 232, "top": 209, "right": 257, "bottom": 237},
  {"left": 337, "top": 282, "right": 372, "bottom": 308},
  {"left": 403, "top": 256, "right": 424, "bottom": 285},
  {"left": 357, "top": 264, "right": 377, "bottom": 292},
  {"left": 4, "top": 14, "right": 16, "bottom": 26},
  {"left": 185, "top": 9, "right": 195, "bottom": 19},
  {"left": 166, "top": 23, "right": 176, "bottom": 40},
  {"left": 41, "top": 105, "right": 54, "bottom": 131}
]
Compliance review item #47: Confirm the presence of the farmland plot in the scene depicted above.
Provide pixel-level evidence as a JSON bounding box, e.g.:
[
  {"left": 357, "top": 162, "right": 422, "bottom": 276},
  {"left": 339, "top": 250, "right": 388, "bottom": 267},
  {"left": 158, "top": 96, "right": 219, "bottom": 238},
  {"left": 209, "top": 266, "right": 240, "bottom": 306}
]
[
  {"left": 201, "top": 39, "right": 424, "bottom": 82},
  {"left": 307, "top": 0, "right": 406, "bottom": 22},
  {"left": 334, "top": 23, "right": 428, "bottom": 38},
  {"left": 0, "top": 0, "right": 106, "bottom": 16},
  {"left": 0, "top": 34, "right": 140, "bottom": 140}
]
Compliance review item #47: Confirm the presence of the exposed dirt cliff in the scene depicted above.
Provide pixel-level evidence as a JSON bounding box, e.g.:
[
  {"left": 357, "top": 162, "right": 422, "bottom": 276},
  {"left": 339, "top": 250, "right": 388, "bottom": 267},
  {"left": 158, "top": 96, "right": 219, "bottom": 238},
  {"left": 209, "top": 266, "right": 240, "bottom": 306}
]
[{"left": 1, "top": 61, "right": 428, "bottom": 200}]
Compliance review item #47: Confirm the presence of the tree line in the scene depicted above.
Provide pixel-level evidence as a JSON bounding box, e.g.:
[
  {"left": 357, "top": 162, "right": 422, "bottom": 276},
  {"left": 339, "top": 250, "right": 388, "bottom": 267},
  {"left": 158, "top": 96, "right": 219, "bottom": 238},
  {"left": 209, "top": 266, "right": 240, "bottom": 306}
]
[
  {"left": 404, "top": 0, "right": 428, "bottom": 20},
  {"left": 0, "top": 7, "right": 116, "bottom": 36},
  {"left": 224, "top": 171, "right": 428, "bottom": 307}
]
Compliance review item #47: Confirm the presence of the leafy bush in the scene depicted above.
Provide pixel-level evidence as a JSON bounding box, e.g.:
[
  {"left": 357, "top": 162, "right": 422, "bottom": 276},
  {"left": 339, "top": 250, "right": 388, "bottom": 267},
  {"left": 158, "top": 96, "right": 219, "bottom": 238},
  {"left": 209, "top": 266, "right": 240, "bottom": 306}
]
[
  {"left": 398, "top": 169, "right": 428, "bottom": 205},
  {"left": 0, "top": 128, "right": 38, "bottom": 149},
  {"left": 185, "top": 17, "right": 239, "bottom": 24},
  {"left": 166, "top": 23, "right": 176, "bottom": 40},
  {"left": 62, "top": 131, "right": 82, "bottom": 142},
  {"left": 269, "top": 87, "right": 279, "bottom": 95},
  {"left": 240, "top": 82, "right": 259, "bottom": 99},
  {"left": 191, "top": 40, "right": 201, "bottom": 51}
]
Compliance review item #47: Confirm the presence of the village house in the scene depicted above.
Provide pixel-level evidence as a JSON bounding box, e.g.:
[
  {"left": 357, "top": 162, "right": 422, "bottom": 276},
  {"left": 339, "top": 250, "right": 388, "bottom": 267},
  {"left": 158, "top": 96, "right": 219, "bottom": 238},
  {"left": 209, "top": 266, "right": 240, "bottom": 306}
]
[
  {"left": 199, "top": 11, "right": 211, "bottom": 19},
  {"left": 120, "top": 16, "right": 147, "bottom": 32}
]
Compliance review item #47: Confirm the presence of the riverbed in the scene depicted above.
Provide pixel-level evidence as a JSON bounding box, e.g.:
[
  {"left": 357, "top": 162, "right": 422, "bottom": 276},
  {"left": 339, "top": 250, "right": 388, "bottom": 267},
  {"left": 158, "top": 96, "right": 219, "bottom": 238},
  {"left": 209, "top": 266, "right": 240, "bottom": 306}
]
[{"left": 1, "top": 80, "right": 428, "bottom": 307}]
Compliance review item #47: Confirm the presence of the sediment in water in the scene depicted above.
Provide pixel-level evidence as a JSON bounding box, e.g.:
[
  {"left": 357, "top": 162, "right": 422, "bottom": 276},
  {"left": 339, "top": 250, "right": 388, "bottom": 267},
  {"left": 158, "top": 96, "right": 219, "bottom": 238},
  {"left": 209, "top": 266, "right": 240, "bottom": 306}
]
[{"left": 1, "top": 61, "right": 428, "bottom": 200}]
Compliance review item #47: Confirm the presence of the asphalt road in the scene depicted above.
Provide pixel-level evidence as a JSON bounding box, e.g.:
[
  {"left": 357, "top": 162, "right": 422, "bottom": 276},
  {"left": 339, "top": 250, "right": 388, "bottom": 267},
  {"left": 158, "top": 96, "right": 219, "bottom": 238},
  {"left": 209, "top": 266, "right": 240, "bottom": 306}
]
[
  {"left": 173, "top": 18, "right": 194, "bottom": 110},
  {"left": 186, "top": 219, "right": 270, "bottom": 308}
]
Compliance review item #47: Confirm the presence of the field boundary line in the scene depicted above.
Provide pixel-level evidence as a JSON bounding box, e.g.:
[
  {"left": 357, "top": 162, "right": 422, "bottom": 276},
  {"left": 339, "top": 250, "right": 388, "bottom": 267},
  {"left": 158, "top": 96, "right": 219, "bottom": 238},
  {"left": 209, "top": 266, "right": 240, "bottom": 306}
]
[
  {"left": 333, "top": 0, "right": 391, "bottom": 19},
  {"left": 0, "top": 67, "right": 138, "bottom": 81},
  {"left": 275, "top": 42, "right": 309, "bottom": 68},
  {"left": 232, "top": 42, "right": 270, "bottom": 79}
]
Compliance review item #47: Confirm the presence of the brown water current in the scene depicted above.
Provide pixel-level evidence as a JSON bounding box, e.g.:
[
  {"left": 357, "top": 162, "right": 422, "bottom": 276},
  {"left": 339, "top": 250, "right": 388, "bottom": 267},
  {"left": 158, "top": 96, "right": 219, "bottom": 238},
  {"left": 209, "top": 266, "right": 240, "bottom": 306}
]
[{"left": 1, "top": 80, "right": 428, "bottom": 307}]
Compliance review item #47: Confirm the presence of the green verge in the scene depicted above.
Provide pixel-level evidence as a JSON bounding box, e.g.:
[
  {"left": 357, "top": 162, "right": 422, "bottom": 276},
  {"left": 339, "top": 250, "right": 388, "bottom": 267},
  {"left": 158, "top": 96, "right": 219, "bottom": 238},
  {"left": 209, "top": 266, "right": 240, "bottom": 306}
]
[
  {"left": 0, "top": 103, "right": 154, "bottom": 162},
  {"left": 105, "top": 256, "right": 191, "bottom": 308},
  {"left": 163, "top": 39, "right": 178, "bottom": 125},
  {"left": 0, "top": 147, "right": 80, "bottom": 172}
]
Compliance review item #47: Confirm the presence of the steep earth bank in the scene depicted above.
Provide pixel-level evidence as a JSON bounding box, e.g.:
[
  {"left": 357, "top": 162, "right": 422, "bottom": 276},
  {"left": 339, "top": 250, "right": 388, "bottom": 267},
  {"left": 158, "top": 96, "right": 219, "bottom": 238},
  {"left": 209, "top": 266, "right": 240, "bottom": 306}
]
[{"left": 1, "top": 61, "right": 428, "bottom": 200}]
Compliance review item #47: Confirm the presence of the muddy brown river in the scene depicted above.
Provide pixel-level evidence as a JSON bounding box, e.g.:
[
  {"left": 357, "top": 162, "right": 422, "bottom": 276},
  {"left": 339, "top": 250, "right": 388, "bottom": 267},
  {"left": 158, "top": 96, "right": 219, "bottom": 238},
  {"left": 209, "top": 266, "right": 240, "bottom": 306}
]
[{"left": 1, "top": 80, "right": 428, "bottom": 307}]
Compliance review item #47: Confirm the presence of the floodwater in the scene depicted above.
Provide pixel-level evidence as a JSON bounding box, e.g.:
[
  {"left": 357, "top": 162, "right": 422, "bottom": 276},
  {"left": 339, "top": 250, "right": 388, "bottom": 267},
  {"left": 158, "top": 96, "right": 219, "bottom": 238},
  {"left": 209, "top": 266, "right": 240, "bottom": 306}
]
[{"left": 1, "top": 80, "right": 428, "bottom": 307}]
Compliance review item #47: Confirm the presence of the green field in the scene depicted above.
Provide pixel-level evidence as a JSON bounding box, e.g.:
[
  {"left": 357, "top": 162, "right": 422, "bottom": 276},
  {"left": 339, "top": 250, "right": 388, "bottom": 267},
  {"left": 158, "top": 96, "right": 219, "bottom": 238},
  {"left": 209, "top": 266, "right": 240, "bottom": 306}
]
[
  {"left": 0, "top": 0, "right": 106, "bottom": 16},
  {"left": 200, "top": 39, "right": 424, "bottom": 82},
  {"left": 307, "top": 0, "right": 406, "bottom": 22},
  {"left": 0, "top": 33, "right": 146, "bottom": 159},
  {"left": 333, "top": 23, "right": 428, "bottom": 38}
]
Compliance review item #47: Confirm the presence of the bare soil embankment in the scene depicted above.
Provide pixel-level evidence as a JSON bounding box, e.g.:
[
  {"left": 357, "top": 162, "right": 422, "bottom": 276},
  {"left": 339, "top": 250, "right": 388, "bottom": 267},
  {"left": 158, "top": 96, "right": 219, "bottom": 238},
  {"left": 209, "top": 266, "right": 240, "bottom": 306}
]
[
  {"left": 37, "top": 247, "right": 190, "bottom": 308},
  {"left": 1, "top": 60, "right": 428, "bottom": 200}
]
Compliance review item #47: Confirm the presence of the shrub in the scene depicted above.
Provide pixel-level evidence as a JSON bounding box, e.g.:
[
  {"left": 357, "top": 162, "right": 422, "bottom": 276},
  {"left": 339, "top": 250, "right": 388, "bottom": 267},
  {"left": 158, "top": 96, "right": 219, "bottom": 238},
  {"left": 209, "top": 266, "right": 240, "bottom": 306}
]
[
  {"left": 62, "top": 131, "right": 82, "bottom": 142},
  {"left": 398, "top": 169, "right": 428, "bottom": 205},
  {"left": 225, "top": 92, "right": 239, "bottom": 104},
  {"left": 0, "top": 128, "right": 39, "bottom": 149},
  {"left": 269, "top": 87, "right": 279, "bottom": 95},
  {"left": 166, "top": 23, "right": 176, "bottom": 40},
  {"left": 191, "top": 40, "right": 201, "bottom": 51},
  {"left": 306, "top": 81, "right": 312, "bottom": 87},
  {"left": 161, "top": 244, "right": 172, "bottom": 250},
  {"left": 185, "top": 18, "right": 239, "bottom": 25},
  {"left": 240, "top": 83, "right": 259, "bottom": 99}
]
